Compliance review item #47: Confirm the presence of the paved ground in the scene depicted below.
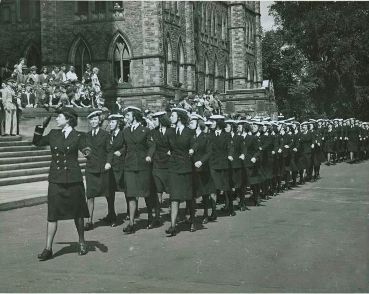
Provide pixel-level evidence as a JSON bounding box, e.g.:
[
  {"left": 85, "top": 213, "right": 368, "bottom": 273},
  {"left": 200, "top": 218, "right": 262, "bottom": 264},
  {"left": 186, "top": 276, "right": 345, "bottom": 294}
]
[{"left": 1, "top": 161, "right": 369, "bottom": 292}]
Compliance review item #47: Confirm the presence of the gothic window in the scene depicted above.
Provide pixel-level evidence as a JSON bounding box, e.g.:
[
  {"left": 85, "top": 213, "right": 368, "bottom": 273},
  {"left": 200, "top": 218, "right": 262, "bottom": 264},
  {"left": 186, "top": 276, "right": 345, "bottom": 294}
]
[
  {"left": 165, "top": 37, "right": 173, "bottom": 86},
  {"left": 25, "top": 44, "right": 41, "bottom": 69},
  {"left": 76, "top": 1, "right": 89, "bottom": 15},
  {"left": 33, "top": 0, "right": 40, "bottom": 22},
  {"left": 207, "top": 6, "right": 211, "bottom": 35},
  {"left": 177, "top": 40, "right": 185, "bottom": 86},
  {"left": 225, "top": 64, "right": 230, "bottom": 91},
  {"left": 74, "top": 40, "right": 91, "bottom": 79},
  {"left": 174, "top": 1, "right": 178, "bottom": 15},
  {"left": 214, "top": 58, "right": 219, "bottom": 91},
  {"left": 212, "top": 10, "right": 216, "bottom": 37},
  {"left": 202, "top": 4, "right": 206, "bottom": 32},
  {"left": 194, "top": 49, "right": 199, "bottom": 92},
  {"left": 164, "top": 1, "right": 170, "bottom": 11},
  {"left": 113, "top": 38, "right": 131, "bottom": 84},
  {"left": 204, "top": 54, "right": 209, "bottom": 91}
]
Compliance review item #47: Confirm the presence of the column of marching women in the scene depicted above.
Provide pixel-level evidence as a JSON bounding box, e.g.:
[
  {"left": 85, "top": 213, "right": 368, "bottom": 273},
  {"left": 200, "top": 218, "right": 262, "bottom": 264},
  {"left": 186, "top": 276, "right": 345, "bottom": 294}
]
[{"left": 33, "top": 106, "right": 369, "bottom": 261}]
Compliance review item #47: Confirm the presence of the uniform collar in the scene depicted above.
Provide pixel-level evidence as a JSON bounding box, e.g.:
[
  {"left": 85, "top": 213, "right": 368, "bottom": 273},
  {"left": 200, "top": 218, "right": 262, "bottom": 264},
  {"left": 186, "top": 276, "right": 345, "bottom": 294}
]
[{"left": 62, "top": 125, "right": 73, "bottom": 138}]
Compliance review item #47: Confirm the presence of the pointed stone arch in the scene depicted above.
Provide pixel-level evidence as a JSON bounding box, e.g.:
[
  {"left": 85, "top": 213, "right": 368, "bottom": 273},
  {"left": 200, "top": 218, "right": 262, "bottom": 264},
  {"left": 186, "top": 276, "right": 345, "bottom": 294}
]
[
  {"left": 204, "top": 53, "right": 210, "bottom": 91},
  {"left": 108, "top": 31, "right": 133, "bottom": 84},
  {"left": 214, "top": 55, "right": 219, "bottom": 91},
  {"left": 225, "top": 62, "right": 230, "bottom": 92},
  {"left": 165, "top": 33, "right": 173, "bottom": 86},
  {"left": 23, "top": 41, "right": 41, "bottom": 70},
  {"left": 68, "top": 35, "right": 92, "bottom": 78}
]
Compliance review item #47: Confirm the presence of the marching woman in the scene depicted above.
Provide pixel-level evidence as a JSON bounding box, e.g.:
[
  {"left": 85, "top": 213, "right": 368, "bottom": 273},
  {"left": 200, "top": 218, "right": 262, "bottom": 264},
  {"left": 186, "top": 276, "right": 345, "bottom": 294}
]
[
  {"left": 122, "top": 106, "right": 155, "bottom": 234},
  {"left": 189, "top": 114, "right": 216, "bottom": 224},
  {"left": 150, "top": 111, "right": 172, "bottom": 228},
  {"left": 207, "top": 115, "right": 235, "bottom": 216},
  {"left": 84, "top": 110, "right": 111, "bottom": 231},
  {"left": 298, "top": 122, "right": 314, "bottom": 183},
  {"left": 104, "top": 114, "right": 125, "bottom": 227},
  {"left": 33, "top": 107, "right": 90, "bottom": 261},
  {"left": 246, "top": 121, "right": 265, "bottom": 206},
  {"left": 225, "top": 119, "right": 246, "bottom": 211},
  {"left": 166, "top": 108, "right": 195, "bottom": 236}
]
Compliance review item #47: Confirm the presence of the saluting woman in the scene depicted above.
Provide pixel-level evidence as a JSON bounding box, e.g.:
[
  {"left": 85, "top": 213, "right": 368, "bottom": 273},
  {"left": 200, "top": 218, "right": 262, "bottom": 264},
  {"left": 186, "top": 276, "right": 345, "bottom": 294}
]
[
  {"left": 33, "top": 107, "right": 90, "bottom": 261},
  {"left": 166, "top": 108, "right": 195, "bottom": 236}
]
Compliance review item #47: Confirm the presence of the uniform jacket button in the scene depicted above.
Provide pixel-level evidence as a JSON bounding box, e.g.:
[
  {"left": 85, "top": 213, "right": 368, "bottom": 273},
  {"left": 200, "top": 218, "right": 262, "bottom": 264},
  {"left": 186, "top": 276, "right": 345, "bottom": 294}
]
[
  {"left": 67, "top": 146, "right": 70, "bottom": 150},
  {"left": 64, "top": 160, "right": 67, "bottom": 163},
  {"left": 56, "top": 160, "right": 60, "bottom": 163},
  {"left": 57, "top": 167, "right": 60, "bottom": 170},
  {"left": 56, "top": 153, "right": 59, "bottom": 156},
  {"left": 54, "top": 147, "right": 57, "bottom": 150},
  {"left": 64, "top": 167, "right": 67, "bottom": 170}
]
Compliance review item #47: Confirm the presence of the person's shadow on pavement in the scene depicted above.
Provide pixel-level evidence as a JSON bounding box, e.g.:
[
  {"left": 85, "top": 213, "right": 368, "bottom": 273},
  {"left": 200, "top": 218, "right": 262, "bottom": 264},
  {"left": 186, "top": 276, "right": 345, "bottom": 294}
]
[{"left": 53, "top": 241, "right": 108, "bottom": 259}]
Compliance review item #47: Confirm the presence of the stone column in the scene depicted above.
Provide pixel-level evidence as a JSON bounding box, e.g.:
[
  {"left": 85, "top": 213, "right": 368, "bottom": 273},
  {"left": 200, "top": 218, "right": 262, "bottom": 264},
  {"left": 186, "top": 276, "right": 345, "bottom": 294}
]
[{"left": 229, "top": 2, "right": 247, "bottom": 90}]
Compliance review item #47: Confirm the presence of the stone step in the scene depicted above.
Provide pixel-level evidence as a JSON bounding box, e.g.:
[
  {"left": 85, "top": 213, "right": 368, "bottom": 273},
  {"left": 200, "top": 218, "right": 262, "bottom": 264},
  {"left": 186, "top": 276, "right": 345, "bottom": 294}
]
[
  {"left": 0, "top": 150, "right": 51, "bottom": 158},
  {"left": 0, "top": 155, "right": 52, "bottom": 165},
  {"left": 0, "top": 145, "right": 45, "bottom": 153},
  {"left": 0, "top": 170, "right": 86, "bottom": 186},
  {"left": 0, "top": 141, "right": 32, "bottom": 147},
  {"left": 0, "top": 163, "right": 87, "bottom": 179},
  {"left": 0, "top": 135, "right": 22, "bottom": 142},
  {"left": 0, "top": 158, "right": 87, "bottom": 171}
]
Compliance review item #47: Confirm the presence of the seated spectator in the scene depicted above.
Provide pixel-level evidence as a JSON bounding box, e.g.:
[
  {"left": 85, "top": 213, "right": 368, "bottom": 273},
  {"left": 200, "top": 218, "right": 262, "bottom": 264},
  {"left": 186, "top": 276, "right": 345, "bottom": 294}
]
[
  {"left": 49, "top": 87, "right": 60, "bottom": 107},
  {"left": 80, "top": 92, "right": 92, "bottom": 108},
  {"left": 66, "top": 65, "right": 78, "bottom": 82},
  {"left": 59, "top": 87, "right": 70, "bottom": 107},
  {"left": 60, "top": 64, "right": 67, "bottom": 82},
  {"left": 52, "top": 65, "right": 63, "bottom": 85},
  {"left": 39, "top": 66, "right": 50, "bottom": 84},
  {"left": 82, "top": 64, "right": 92, "bottom": 85},
  {"left": 14, "top": 57, "right": 25, "bottom": 84},
  {"left": 71, "top": 93, "right": 83, "bottom": 108},
  {"left": 27, "top": 66, "right": 39, "bottom": 85}
]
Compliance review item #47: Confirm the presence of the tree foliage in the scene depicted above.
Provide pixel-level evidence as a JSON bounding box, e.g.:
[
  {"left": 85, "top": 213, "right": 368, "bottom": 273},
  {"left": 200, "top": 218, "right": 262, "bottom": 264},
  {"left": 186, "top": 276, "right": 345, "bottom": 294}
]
[{"left": 263, "top": 1, "right": 369, "bottom": 121}]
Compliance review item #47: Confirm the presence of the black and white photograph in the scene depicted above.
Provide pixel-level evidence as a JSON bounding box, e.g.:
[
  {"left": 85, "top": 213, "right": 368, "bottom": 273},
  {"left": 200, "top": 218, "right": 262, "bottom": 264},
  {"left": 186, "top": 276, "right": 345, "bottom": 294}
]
[{"left": 0, "top": 0, "right": 368, "bottom": 292}]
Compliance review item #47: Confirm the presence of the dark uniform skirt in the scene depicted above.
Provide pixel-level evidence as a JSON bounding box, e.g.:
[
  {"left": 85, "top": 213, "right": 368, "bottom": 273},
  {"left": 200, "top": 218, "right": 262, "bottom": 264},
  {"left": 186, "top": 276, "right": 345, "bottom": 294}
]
[
  {"left": 152, "top": 168, "right": 170, "bottom": 194},
  {"left": 194, "top": 169, "right": 216, "bottom": 197},
  {"left": 124, "top": 170, "right": 151, "bottom": 198},
  {"left": 230, "top": 168, "right": 244, "bottom": 189},
  {"left": 169, "top": 172, "right": 193, "bottom": 201},
  {"left": 86, "top": 171, "right": 109, "bottom": 199},
  {"left": 210, "top": 168, "right": 231, "bottom": 191},
  {"left": 47, "top": 182, "right": 89, "bottom": 222},
  {"left": 109, "top": 169, "right": 125, "bottom": 193}
]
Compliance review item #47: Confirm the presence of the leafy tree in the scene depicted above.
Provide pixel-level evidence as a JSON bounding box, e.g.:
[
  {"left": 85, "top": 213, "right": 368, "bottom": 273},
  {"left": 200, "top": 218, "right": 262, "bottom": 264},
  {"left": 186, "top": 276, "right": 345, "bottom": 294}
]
[{"left": 263, "top": 1, "right": 369, "bottom": 121}]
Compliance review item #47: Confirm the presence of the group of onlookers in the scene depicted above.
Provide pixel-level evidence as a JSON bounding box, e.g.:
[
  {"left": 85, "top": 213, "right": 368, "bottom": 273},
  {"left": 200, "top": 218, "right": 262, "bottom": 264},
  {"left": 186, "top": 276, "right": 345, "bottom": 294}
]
[{"left": 0, "top": 57, "right": 103, "bottom": 136}]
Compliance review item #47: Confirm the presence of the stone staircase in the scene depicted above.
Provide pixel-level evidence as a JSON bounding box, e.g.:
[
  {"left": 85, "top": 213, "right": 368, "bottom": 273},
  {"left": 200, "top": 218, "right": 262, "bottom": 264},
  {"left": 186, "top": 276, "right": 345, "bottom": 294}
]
[{"left": 0, "top": 135, "right": 86, "bottom": 186}]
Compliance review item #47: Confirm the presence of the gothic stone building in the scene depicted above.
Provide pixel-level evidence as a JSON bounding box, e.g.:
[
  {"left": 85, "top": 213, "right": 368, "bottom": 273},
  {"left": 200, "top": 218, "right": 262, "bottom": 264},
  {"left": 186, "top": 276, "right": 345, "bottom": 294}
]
[{"left": 0, "top": 0, "right": 276, "bottom": 114}]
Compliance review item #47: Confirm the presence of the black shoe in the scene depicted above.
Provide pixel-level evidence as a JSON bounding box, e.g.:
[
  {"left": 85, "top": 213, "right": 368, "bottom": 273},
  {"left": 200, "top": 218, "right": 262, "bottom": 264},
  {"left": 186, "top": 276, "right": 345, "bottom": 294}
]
[
  {"left": 229, "top": 210, "right": 236, "bottom": 217},
  {"left": 125, "top": 215, "right": 130, "bottom": 221},
  {"left": 84, "top": 222, "right": 94, "bottom": 231},
  {"left": 100, "top": 215, "right": 111, "bottom": 224},
  {"left": 208, "top": 213, "right": 218, "bottom": 222},
  {"left": 110, "top": 220, "right": 118, "bottom": 227},
  {"left": 78, "top": 243, "right": 88, "bottom": 256},
  {"left": 165, "top": 226, "right": 177, "bottom": 236},
  {"left": 202, "top": 217, "right": 209, "bottom": 224},
  {"left": 147, "top": 217, "right": 161, "bottom": 229},
  {"left": 190, "top": 222, "right": 196, "bottom": 232},
  {"left": 123, "top": 224, "right": 135, "bottom": 234},
  {"left": 38, "top": 248, "right": 53, "bottom": 261}
]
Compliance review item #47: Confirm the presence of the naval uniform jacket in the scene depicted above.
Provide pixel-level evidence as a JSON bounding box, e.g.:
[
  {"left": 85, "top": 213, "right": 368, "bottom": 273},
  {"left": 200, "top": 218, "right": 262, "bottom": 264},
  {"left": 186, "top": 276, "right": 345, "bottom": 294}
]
[
  {"left": 230, "top": 133, "right": 245, "bottom": 170},
  {"left": 33, "top": 125, "right": 87, "bottom": 183},
  {"left": 106, "top": 129, "right": 125, "bottom": 191},
  {"left": 122, "top": 125, "right": 154, "bottom": 172},
  {"left": 85, "top": 129, "right": 110, "bottom": 173},
  {"left": 151, "top": 127, "right": 171, "bottom": 170},
  {"left": 207, "top": 131, "right": 234, "bottom": 171}
]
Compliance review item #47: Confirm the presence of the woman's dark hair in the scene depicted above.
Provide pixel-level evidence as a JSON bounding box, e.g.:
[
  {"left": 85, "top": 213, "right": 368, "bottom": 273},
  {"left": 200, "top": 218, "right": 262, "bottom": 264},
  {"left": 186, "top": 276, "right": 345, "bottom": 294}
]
[
  {"left": 272, "top": 125, "right": 278, "bottom": 133},
  {"left": 176, "top": 111, "right": 188, "bottom": 125},
  {"left": 232, "top": 123, "right": 238, "bottom": 133},
  {"left": 243, "top": 123, "right": 251, "bottom": 132},
  {"left": 159, "top": 115, "right": 171, "bottom": 127},
  {"left": 198, "top": 120, "right": 206, "bottom": 131},
  {"left": 131, "top": 109, "right": 144, "bottom": 124},
  {"left": 216, "top": 120, "right": 226, "bottom": 130},
  {"left": 63, "top": 113, "right": 78, "bottom": 128}
]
